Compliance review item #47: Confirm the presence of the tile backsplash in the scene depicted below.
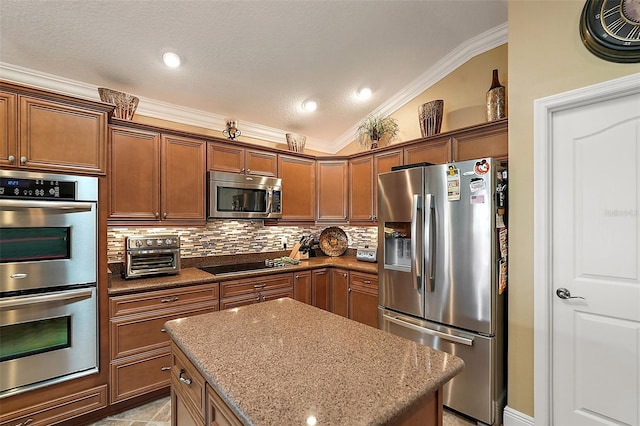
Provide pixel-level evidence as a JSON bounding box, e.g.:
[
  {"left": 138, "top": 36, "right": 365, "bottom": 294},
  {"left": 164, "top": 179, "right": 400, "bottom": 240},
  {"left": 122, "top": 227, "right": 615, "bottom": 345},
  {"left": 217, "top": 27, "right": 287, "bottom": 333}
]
[{"left": 108, "top": 220, "right": 378, "bottom": 263}]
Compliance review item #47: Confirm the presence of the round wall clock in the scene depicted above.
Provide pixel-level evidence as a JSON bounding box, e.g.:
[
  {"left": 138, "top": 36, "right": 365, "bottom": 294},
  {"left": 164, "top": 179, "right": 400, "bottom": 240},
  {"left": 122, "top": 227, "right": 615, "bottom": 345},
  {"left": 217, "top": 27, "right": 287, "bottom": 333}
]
[{"left": 579, "top": 0, "right": 640, "bottom": 63}]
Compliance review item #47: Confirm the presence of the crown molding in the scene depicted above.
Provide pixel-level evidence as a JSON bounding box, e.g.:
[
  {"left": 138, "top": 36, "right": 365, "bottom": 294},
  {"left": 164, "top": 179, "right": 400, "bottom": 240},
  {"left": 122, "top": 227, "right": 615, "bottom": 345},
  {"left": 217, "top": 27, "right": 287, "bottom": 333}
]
[
  {"left": 329, "top": 23, "right": 508, "bottom": 153},
  {"left": 0, "top": 23, "right": 506, "bottom": 155}
]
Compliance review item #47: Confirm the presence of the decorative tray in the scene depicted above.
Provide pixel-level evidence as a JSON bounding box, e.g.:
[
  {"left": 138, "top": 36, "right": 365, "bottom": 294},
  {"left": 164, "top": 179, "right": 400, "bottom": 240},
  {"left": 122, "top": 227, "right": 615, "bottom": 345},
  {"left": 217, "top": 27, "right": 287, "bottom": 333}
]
[{"left": 319, "top": 227, "right": 348, "bottom": 257}]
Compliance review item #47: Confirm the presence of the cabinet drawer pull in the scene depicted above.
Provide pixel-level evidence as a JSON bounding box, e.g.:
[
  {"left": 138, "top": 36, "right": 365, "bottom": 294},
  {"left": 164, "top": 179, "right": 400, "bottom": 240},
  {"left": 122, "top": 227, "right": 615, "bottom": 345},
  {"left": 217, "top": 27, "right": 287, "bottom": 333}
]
[
  {"left": 179, "top": 369, "right": 192, "bottom": 385},
  {"left": 295, "top": 274, "right": 300, "bottom": 279},
  {"left": 161, "top": 296, "right": 179, "bottom": 303},
  {"left": 161, "top": 366, "right": 171, "bottom": 371},
  {"left": 19, "top": 419, "right": 33, "bottom": 426},
  {"left": 160, "top": 328, "right": 166, "bottom": 332},
  {"left": 256, "top": 296, "right": 261, "bottom": 302},
  {"left": 363, "top": 280, "right": 371, "bottom": 284},
  {"left": 253, "top": 284, "right": 262, "bottom": 289}
]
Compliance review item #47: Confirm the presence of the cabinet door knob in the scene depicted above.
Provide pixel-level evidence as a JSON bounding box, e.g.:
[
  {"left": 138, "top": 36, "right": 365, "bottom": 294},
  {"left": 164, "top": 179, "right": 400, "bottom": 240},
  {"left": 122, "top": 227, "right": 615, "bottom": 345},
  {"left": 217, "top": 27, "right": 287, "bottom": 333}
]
[
  {"left": 7, "top": 155, "right": 15, "bottom": 163},
  {"left": 155, "top": 212, "right": 160, "bottom": 218},
  {"left": 246, "top": 168, "right": 251, "bottom": 174},
  {"left": 241, "top": 168, "right": 245, "bottom": 173},
  {"left": 295, "top": 274, "right": 300, "bottom": 279},
  {"left": 343, "top": 273, "right": 347, "bottom": 277},
  {"left": 20, "top": 156, "right": 27, "bottom": 164},
  {"left": 163, "top": 212, "right": 167, "bottom": 219},
  {"left": 348, "top": 287, "right": 352, "bottom": 293}
]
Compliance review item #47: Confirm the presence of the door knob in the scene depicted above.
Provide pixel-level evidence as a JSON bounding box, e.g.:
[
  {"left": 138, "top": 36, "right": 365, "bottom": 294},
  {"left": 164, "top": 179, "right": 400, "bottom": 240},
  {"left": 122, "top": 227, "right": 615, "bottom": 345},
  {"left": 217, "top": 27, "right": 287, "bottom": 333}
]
[{"left": 556, "top": 288, "right": 585, "bottom": 300}]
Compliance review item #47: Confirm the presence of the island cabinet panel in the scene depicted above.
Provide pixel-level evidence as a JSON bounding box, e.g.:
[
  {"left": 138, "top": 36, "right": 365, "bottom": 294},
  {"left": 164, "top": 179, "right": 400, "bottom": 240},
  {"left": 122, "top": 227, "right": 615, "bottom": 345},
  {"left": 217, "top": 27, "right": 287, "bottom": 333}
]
[
  {"left": 403, "top": 136, "right": 452, "bottom": 166},
  {"left": 311, "top": 268, "right": 331, "bottom": 311},
  {"left": 207, "top": 142, "right": 277, "bottom": 177},
  {"left": 349, "top": 149, "right": 402, "bottom": 224},
  {"left": 219, "top": 272, "right": 293, "bottom": 310},
  {"left": 293, "top": 270, "right": 312, "bottom": 305},
  {"left": 0, "top": 91, "right": 17, "bottom": 168},
  {"left": 316, "top": 159, "right": 348, "bottom": 223},
  {"left": 109, "top": 126, "right": 206, "bottom": 225},
  {"left": 0, "top": 89, "right": 109, "bottom": 174},
  {"left": 349, "top": 272, "right": 379, "bottom": 328},
  {"left": 0, "top": 385, "right": 108, "bottom": 426},
  {"left": 109, "top": 283, "right": 218, "bottom": 404},
  {"left": 452, "top": 120, "right": 508, "bottom": 161},
  {"left": 171, "top": 342, "right": 206, "bottom": 425},
  {"left": 207, "top": 384, "right": 243, "bottom": 426},
  {"left": 277, "top": 155, "right": 316, "bottom": 222},
  {"left": 330, "top": 269, "right": 350, "bottom": 318}
]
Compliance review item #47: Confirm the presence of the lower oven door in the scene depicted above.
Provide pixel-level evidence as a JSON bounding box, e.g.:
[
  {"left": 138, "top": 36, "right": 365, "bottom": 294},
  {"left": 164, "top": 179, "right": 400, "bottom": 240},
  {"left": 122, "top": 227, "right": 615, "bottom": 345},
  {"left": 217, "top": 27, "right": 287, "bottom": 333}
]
[{"left": 0, "top": 286, "right": 98, "bottom": 397}]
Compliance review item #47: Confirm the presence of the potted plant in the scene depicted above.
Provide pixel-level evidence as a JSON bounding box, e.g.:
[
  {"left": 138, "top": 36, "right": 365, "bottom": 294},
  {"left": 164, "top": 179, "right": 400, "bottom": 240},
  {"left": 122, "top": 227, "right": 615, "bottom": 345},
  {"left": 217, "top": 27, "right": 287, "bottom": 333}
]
[{"left": 356, "top": 114, "right": 399, "bottom": 149}]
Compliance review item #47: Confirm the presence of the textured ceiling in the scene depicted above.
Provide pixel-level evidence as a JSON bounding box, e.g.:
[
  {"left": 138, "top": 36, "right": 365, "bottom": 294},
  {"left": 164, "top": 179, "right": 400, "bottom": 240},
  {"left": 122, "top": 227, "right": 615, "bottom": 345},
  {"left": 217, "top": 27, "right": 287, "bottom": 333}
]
[{"left": 0, "top": 0, "right": 508, "bottom": 153}]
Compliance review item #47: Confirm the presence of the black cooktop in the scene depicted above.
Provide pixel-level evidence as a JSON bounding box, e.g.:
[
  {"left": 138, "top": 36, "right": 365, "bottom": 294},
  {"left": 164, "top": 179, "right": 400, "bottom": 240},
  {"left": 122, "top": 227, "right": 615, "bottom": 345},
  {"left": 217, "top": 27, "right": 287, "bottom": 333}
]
[{"left": 199, "top": 262, "right": 274, "bottom": 275}]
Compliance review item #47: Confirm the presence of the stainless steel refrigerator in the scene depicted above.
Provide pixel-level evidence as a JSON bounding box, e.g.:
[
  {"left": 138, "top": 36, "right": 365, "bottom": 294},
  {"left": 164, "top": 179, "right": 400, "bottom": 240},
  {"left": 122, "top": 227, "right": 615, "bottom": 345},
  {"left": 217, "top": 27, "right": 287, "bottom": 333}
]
[{"left": 377, "top": 158, "right": 507, "bottom": 426}]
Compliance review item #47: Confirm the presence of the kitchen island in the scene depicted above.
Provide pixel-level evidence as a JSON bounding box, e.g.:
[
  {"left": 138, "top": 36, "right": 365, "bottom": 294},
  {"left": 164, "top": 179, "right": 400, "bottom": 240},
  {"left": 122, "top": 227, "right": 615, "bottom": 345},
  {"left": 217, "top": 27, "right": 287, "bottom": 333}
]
[{"left": 164, "top": 297, "right": 464, "bottom": 425}]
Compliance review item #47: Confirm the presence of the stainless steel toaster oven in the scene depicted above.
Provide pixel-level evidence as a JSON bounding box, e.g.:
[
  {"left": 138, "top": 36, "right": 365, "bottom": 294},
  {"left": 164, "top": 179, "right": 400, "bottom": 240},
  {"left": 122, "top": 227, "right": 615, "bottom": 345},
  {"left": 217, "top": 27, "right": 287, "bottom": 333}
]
[{"left": 124, "top": 235, "right": 181, "bottom": 279}]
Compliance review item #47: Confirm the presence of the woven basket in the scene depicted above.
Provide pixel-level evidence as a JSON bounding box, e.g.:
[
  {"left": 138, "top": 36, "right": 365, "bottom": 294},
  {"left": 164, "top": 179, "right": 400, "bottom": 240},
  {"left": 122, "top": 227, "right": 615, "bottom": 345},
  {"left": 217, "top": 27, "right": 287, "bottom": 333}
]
[
  {"left": 285, "top": 133, "right": 306, "bottom": 153},
  {"left": 98, "top": 88, "right": 139, "bottom": 120}
]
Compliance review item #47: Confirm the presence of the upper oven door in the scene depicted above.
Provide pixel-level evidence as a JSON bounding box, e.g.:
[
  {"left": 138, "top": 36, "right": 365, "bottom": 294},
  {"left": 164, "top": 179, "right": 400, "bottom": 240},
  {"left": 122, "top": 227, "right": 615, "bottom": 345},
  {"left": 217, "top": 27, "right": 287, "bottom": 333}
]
[{"left": 0, "top": 199, "right": 97, "bottom": 293}]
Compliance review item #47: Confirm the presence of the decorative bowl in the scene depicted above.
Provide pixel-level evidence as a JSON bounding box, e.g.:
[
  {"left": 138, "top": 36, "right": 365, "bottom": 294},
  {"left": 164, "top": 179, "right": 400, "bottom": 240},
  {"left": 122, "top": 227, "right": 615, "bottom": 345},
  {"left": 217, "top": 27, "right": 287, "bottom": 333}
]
[
  {"left": 319, "top": 227, "right": 348, "bottom": 257},
  {"left": 98, "top": 88, "right": 139, "bottom": 120}
]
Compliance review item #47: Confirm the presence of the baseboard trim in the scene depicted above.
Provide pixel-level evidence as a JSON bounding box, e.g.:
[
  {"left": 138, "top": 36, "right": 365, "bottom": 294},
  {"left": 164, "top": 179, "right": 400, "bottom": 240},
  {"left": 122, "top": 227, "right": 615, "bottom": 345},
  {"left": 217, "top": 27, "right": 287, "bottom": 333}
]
[{"left": 503, "top": 406, "right": 534, "bottom": 426}]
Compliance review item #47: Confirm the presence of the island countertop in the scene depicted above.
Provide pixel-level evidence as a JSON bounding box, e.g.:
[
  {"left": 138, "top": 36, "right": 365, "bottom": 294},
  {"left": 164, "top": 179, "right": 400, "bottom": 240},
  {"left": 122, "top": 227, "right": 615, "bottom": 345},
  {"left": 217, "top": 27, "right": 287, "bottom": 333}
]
[{"left": 164, "top": 297, "right": 464, "bottom": 425}]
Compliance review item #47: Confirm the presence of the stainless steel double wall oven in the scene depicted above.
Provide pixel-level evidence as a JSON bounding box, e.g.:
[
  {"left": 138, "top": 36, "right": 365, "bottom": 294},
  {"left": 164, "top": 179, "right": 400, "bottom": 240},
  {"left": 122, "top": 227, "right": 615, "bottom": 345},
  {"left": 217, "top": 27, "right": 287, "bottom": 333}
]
[{"left": 0, "top": 170, "right": 99, "bottom": 398}]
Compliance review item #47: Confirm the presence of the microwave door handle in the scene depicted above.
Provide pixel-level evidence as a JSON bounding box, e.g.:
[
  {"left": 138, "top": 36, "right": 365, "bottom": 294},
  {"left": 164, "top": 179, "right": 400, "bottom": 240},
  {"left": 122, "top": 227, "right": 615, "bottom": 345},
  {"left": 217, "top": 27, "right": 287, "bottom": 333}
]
[
  {"left": 382, "top": 313, "right": 474, "bottom": 346},
  {"left": 424, "top": 194, "right": 434, "bottom": 292},
  {"left": 266, "top": 190, "right": 273, "bottom": 216},
  {"left": 0, "top": 288, "right": 94, "bottom": 310},
  {"left": 0, "top": 199, "right": 94, "bottom": 213},
  {"left": 411, "top": 194, "right": 422, "bottom": 290}
]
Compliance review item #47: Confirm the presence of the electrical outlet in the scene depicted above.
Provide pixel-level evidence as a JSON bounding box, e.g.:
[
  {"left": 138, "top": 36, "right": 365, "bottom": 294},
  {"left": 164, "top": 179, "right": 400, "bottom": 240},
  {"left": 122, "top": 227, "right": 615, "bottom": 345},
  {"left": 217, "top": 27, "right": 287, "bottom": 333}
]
[{"left": 281, "top": 236, "right": 287, "bottom": 250}]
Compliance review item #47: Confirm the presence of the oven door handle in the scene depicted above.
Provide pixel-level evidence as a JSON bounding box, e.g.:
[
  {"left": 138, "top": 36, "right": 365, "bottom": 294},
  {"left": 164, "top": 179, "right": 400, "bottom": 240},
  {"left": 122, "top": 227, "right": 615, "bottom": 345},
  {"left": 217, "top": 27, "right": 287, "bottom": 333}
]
[
  {"left": 0, "top": 199, "right": 94, "bottom": 213},
  {"left": 0, "top": 288, "right": 94, "bottom": 309}
]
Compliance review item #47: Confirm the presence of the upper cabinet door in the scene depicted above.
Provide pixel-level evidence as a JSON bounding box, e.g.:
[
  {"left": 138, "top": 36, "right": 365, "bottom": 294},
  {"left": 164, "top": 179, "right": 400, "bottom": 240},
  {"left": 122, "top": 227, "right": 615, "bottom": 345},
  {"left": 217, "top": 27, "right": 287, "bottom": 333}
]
[
  {"left": 161, "top": 135, "right": 206, "bottom": 221},
  {"left": 316, "top": 160, "right": 348, "bottom": 223},
  {"left": 348, "top": 155, "right": 374, "bottom": 223},
  {"left": 207, "top": 142, "right": 244, "bottom": 174},
  {"left": 452, "top": 119, "right": 508, "bottom": 161},
  {"left": 19, "top": 96, "right": 108, "bottom": 174},
  {"left": 109, "top": 126, "right": 161, "bottom": 221},
  {"left": 278, "top": 154, "right": 316, "bottom": 222},
  {"left": 244, "top": 149, "right": 277, "bottom": 177},
  {"left": 403, "top": 137, "right": 451, "bottom": 166},
  {"left": 373, "top": 149, "right": 403, "bottom": 220},
  {"left": 0, "top": 91, "right": 17, "bottom": 168}
]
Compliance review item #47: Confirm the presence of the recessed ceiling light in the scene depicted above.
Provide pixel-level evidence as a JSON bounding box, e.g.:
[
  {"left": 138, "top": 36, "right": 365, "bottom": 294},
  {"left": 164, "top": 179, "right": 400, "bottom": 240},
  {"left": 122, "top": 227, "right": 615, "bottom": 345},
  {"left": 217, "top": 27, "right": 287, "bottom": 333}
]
[
  {"left": 356, "top": 87, "right": 372, "bottom": 99},
  {"left": 302, "top": 100, "right": 317, "bottom": 112},
  {"left": 162, "top": 52, "right": 181, "bottom": 68}
]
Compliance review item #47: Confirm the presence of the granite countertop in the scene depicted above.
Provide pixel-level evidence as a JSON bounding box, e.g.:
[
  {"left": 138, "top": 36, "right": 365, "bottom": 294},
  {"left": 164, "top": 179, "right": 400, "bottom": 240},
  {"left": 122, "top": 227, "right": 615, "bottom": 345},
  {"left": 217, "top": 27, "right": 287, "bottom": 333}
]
[
  {"left": 164, "top": 298, "right": 464, "bottom": 426},
  {"left": 108, "top": 255, "right": 377, "bottom": 295}
]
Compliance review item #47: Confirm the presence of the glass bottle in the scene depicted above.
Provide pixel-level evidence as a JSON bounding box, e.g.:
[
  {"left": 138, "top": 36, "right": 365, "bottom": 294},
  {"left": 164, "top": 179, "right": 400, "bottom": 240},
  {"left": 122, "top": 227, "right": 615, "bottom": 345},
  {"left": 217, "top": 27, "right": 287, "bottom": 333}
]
[{"left": 486, "top": 69, "right": 505, "bottom": 121}]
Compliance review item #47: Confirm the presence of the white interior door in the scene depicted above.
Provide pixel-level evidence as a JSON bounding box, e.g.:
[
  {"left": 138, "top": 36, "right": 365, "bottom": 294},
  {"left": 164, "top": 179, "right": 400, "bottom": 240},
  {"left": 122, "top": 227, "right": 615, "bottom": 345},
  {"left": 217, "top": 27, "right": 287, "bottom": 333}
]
[{"left": 551, "top": 90, "right": 640, "bottom": 425}]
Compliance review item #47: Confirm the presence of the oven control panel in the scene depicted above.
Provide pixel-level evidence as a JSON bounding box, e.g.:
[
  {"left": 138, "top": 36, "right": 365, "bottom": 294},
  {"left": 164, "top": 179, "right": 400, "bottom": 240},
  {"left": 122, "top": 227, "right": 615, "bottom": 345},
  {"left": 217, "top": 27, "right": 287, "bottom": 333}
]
[
  {"left": 126, "top": 235, "right": 181, "bottom": 250},
  {"left": 0, "top": 177, "right": 76, "bottom": 200}
]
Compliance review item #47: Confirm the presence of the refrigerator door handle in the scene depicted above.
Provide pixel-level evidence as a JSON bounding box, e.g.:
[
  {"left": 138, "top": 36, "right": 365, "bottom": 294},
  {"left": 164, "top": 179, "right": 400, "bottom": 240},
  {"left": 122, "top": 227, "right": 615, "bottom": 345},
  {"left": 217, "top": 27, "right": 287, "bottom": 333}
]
[
  {"left": 424, "top": 193, "right": 434, "bottom": 292},
  {"left": 411, "top": 194, "right": 422, "bottom": 289},
  {"left": 382, "top": 313, "right": 474, "bottom": 346}
]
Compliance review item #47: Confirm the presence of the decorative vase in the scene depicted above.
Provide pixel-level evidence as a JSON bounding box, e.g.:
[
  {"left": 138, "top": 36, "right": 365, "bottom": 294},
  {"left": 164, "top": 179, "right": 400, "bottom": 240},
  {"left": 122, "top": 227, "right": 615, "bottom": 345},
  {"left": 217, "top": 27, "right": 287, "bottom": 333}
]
[
  {"left": 486, "top": 69, "right": 505, "bottom": 121},
  {"left": 285, "top": 133, "right": 306, "bottom": 153},
  {"left": 418, "top": 99, "right": 444, "bottom": 137},
  {"left": 370, "top": 138, "right": 380, "bottom": 150},
  {"left": 98, "top": 88, "right": 139, "bottom": 120}
]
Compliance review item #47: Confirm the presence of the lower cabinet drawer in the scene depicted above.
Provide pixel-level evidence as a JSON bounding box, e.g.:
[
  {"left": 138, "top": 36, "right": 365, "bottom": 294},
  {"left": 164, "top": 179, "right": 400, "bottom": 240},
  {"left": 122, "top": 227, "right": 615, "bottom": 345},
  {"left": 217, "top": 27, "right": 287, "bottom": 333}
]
[
  {"left": 111, "top": 304, "right": 216, "bottom": 360},
  {"left": 110, "top": 349, "right": 172, "bottom": 403},
  {"left": 0, "top": 385, "right": 107, "bottom": 426}
]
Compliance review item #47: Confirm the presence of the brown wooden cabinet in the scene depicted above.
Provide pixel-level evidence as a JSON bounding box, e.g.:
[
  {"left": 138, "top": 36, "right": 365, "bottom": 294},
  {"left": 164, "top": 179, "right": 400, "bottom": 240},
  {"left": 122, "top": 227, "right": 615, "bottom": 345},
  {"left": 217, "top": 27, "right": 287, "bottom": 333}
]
[
  {"left": 452, "top": 118, "right": 508, "bottom": 161},
  {"left": 311, "top": 268, "right": 331, "bottom": 311},
  {"left": 171, "top": 342, "right": 207, "bottom": 426},
  {"left": 348, "top": 272, "right": 379, "bottom": 328},
  {"left": 349, "top": 149, "right": 402, "bottom": 224},
  {"left": 109, "top": 126, "right": 206, "bottom": 224},
  {"left": 0, "top": 385, "right": 108, "bottom": 426},
  {"left": 293, "top": 270, "right": 312, "bottom": 305},
  {"left": 207, "top": 383, "right": 243, "bottom": 426},
  {"left": 207, "top": 142, "right": 277, "bottom": 177},
  {"left": 316, "top": 159, "right": 348, "bottom": 223},
  {"left": 219, "top": 272, "right": 293, "bottom": 310},
  {"left": 330, "top": 269, "right": 350, "bottom": 318},
  {"left": 109, "top": 284, "right": 218, "bottom": 404},
  {"left": 403, "top": 136, "right": 452, "bottom": 165},
  {"left": 277, "top": 155, "right": 316, "bottom": 222},
  {"left": 0, "top": 85, "right": 110, "bottom": 174}
]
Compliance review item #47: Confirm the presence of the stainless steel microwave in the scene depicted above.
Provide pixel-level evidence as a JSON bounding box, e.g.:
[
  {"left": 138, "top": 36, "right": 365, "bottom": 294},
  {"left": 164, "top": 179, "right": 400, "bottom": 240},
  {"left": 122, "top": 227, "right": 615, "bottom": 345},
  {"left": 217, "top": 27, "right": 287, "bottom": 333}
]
[{"left": 207, "top": 171, "right": 282, "bottom": 219}]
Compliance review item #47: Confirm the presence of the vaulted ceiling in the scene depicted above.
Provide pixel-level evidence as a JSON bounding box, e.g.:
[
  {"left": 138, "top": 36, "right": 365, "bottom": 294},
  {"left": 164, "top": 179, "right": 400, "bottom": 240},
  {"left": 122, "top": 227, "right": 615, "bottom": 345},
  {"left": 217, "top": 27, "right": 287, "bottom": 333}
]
[{"left": 0, "top": 0, "right": 508, "bottom": 153}]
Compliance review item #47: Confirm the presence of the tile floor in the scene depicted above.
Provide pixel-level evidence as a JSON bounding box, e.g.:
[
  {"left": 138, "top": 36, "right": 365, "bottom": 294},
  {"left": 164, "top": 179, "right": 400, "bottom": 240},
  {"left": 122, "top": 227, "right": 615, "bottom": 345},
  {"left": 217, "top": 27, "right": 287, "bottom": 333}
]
[{"left": 87, "top": 396, "right": 476, "bottom": 426}]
